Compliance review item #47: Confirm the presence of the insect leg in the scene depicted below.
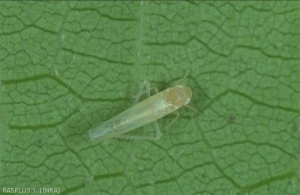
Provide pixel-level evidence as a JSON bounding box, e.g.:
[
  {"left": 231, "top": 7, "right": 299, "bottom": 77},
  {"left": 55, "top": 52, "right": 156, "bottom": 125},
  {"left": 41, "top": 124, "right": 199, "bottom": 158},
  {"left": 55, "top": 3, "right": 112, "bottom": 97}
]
[
  {"left": 165, "top": 111, "right": 180, "bottom": 135},
  {"left": 134, "top": 80, "right": 159, "bottom": 104},
  {"left": 119, "top": 80, "right": 157, "bottom": 103},
  {"left": 183, "top": 104, "right": 201, "bottom": 115}
]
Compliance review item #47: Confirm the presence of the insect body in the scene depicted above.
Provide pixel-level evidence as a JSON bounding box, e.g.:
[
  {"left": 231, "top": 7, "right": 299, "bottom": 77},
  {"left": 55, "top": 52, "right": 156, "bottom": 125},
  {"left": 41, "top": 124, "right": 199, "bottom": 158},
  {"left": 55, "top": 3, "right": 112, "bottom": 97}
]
[{"left": 89, "top": 85, "right": 192, "bottom": 142}]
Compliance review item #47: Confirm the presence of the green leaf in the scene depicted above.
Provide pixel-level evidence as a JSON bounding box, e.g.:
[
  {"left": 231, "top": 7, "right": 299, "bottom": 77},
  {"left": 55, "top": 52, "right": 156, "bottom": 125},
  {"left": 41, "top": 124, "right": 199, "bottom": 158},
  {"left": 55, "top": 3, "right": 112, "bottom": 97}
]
[{"left": 1, "top": 1, "right": 300, "bottom": 195}]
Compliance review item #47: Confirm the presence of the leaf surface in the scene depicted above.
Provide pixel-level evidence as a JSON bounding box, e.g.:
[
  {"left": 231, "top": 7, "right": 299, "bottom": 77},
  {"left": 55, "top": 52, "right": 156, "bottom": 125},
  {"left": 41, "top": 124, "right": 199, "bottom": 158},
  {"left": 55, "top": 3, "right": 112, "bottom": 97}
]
[{"left": 0, "top": 1, "right": 300, "bottom": 195}]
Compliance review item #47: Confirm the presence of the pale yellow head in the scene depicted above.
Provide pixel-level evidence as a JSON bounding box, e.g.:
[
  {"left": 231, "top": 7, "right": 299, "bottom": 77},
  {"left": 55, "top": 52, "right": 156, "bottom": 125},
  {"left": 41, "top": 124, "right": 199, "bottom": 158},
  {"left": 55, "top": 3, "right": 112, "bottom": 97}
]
[{"left": 165, "top": 85, "right": 192, "bottom": 107}]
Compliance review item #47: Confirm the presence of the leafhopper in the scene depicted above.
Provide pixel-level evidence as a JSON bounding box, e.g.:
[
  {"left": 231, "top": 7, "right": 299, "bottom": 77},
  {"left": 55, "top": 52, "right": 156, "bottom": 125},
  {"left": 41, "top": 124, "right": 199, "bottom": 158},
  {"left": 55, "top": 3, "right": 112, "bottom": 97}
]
[{"left": 89, "top": 73, "right": 193, "bottom": 142}]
